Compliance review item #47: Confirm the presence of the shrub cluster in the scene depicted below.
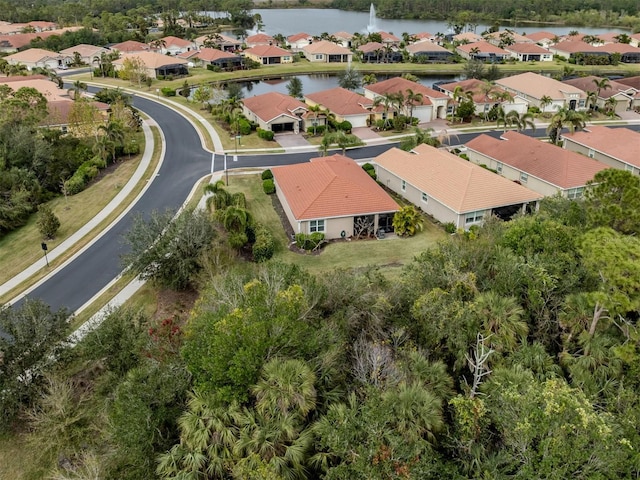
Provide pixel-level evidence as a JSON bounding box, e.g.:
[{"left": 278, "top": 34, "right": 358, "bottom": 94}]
[
  {"left": 362, "top": 163, "right": 376, "bottom": 180},
  {"left": 64, "top": 156, "right": 106, "bottom": 194},
  {"left": 306, "top": 124, "right": 326, "bottom": 135},
  {"left": 295, "top": 232, "right": 325, "bottom": 251},
  {"left": 261, "top": 169, "right": 273, "bottom": 180},
  {"left": 257, "top": 128, "right": 275, "bottom": 141},
  {"left": 252, "top": 223, "right": 276, "bottom": 262},
  {"left": 160, "top": 87, "right": 176, "bottom": 97},
  {"left": 263, "top": 179, "right": 275, "bottom": 194}
]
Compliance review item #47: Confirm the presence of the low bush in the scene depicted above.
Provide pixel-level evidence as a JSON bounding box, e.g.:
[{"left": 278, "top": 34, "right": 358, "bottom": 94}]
[
  {"left": 252, "top": 224, "right": 275, "bottom": 262},
  {"left": 306, "top": 125, "right": 326, "bottom": 135},
  {"left": 160, "top": 87, "right": 176, "bottom": 97},
  {"left": 238, "top": 118, "right": 251, "bottom": 136},
  {"left": 64, "top": 157, "right": 104, "bottom": 194},
  {"left": 338, "top": 120, "right": 352, "bottom": 132},
  {"left": 295, "top": 232, "right": 325, "bottom": 251},
  {"left": 257, "top": 128, "right": 275, "bottom": 141},
  {"left": 444, "top": 222, "right": 456, "bottom": 234},
  {"left": 262, "top": 179, "right": 275, "bottom": 194},
  {"left": 261, "top": 169, "right": 273, "bottom": 180},
  {"left": 362, "top": 163, "right": 376, "bottom": 180}
]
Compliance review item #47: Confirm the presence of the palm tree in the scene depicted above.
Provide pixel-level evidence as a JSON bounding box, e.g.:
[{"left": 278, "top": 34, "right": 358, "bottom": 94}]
[
  {"left": 307, "top": 104, "right": 322, "bottom": 136},
  {"left": 150, "top": 38, "right": 167, "bottom": 52},
  {"left": 92, "top": 135, "right": 115, "bottom": 163},
  {"left": 362, "top": 73, "right": 377, "bottom": 86},
  {"left": 204, "top": 179, "right": 231, "bottom": 211},
  {"left": 585, "top": 90, "right": 598, "bottom": 111},
  {"left": 373, "top": 93, "right": 397, "bottom": 129},
  {"left": 203, "top": 33, "right": 223, "bottom": 49},
  {"left": 509, "top": 111, "right": 536, "bottom": 132},
  {"left": 67, "top": 80, "right": 87, "bottom": 100},
  {"left": 98, "top": 121, "right": 125, "bottom": 161},
  {"left": 222, "top": 205, "right": 253, "bottom": 233},
  {"left": 404, "top": 88, "right": 423, "bottom": 120},
  {"left": 400, "top": 127, "right": 441, "bottom": 151},
  {"left": 473, "top": 291, "right": 527, "bottom": 354},
  {"left": 546, "top": 106, "right": 587, "bottom": 145},
  {"left": 539, "top": 95, "right": 553, "bottom": 113},
  {"left": 337, "top": 65, "right": 362, "bottom": 90},
  {"left": 592, "top": 77, "right": 611, "bottom": 103},
  {"left": 604, "top": 96, "right": 618, "bottom": 116}
]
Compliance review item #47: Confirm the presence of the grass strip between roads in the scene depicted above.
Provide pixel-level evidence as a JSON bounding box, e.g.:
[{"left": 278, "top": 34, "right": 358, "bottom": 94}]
[{"left": 0, "top": 127, "right": 162, "bottom": 306}]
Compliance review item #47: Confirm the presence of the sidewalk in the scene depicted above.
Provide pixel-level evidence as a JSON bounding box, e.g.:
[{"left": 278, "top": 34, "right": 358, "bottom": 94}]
[{"left": 2, "top": 120, "right": 160, "bottom": 303}]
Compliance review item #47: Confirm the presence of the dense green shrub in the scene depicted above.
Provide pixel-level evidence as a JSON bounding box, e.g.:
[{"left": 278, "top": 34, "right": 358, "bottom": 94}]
[
  {"left": 444, "top": 222, "right": 457, "bottom": 234},
  {"left": 338, "top": 120, "right": 352, "bottom": 132},
  {"left": 238, "top": 118, "right": 251, "bottom": 136},
  {"left": 295, "top": 232, "right": 325, "bottom": 251},
  {"left": 257, "top": 128, "right": 275, "bottom": 141},
  {"left": 362, "top": 163, "right": 376, "bottom": 180},
  {"left": 37, "top": 204, "right": 60, "bottom": 239},
  {"left": 261, "top": 169, "right": 273, "bottom": 180},
  {"left": 64, "top": 157, "right": 104, "bottom": 194},
  {"left": 306, "top": 125, "right": 326, "bottom": 135},
  {"left": 252, "top": 224, "right": 275, "bottom": 262},
  {"left": 263, "top": 179, "right": 275, "bottom": 194},
  {"left": 160, "top": 87, "right": 176, "bottom": 97}
]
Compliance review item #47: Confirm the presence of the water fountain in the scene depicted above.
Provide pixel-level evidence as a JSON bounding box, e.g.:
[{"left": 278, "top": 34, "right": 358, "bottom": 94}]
[{"left": 366, "top": 3, "right": 378, "bottom": 33}]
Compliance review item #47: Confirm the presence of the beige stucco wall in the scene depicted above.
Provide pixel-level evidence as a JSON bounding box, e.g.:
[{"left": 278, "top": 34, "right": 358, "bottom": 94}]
[
  {"left": 562, "top": 139, "right": 635, "bottom": 174},
  {"left": 274, "top": 178, "right": 298, "bottom": 237}
]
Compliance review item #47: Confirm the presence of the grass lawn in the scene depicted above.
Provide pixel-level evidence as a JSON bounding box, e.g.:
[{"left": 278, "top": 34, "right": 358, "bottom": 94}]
[
  {"left": 0, "top": 129, "right": 160, "bottom": 304},
  {"left": 225, "top": 173, "right": 446, "bottom": 276}
]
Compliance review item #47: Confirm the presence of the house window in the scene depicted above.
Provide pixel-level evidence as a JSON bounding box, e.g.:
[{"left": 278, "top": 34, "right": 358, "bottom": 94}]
[
  {"left": 496, "top": 162, "right": 503, "bottom": 173},
  {"left": 315, "top": 54, "right": 323, "bottom": 60},
  {"left": 520, "top": 172, "right": 528, "bottom": 183},
  {"left": 401, "top": 180, "right": 406, "bottom": 191},
  {"left": 566, "top": 187, "right": 584, "bottom": 199},
  {"left": 588, "top": 148, "right": 595, "bottom": 158},
  {"left": 624, "top": 163, "right": 634, "bottom": 173},
  {"left": 310, "top": 219, "right": 325, "bottom": 233},
  {"left": 421, "top": 192, "right": 428, "bottom": 204},
  {"left": 465, "top": 210, "right": 485, "bottom": 224}
]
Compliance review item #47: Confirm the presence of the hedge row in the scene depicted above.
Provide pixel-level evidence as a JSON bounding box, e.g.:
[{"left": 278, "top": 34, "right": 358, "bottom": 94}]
[
  {"left": 64, "top": 156, "right": 106, "bottom": 195},
  {"left": 252, "top": 223, "right": 276, "bottom": 262}
]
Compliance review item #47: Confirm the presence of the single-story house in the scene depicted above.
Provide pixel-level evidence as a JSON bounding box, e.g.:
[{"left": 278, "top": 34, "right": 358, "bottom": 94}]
[
  {"left": 305, "top": 87, "right": 378, "bottom": 128},
  {"left": 0, "top": 21, "right": 57, "bottom": 35},
  {"left": 272, "top": 154, "right": 399, "bottom": 239},
  {"left": 150, "top": 35, "right": 195, "bottom": 55},
  {"left": 616, "top": 75, "right": 640, "bottom": 90},
  {"left": 184, "top": 48, "right": 243, "bottom": 70},
  {"left": 302, "top": 40, "right": 352, "bottom": 63},
  {"left": 379, "top": 31, "right": 401, "bottom": 47},
  {"left": 437, "top": 78, "right": 528, "bottom": 116},
  {"left": 363, "top": 76, "right": 450, "bottom": 121},
  {"left": 562, "top": 126, "right": 640, "bottom": 175},
  {"left": 375, "top": 143, "right": 542, "bottom": 229},
  {"left": 504, "top": 42, "right": 553, "bottom": 62},
  {"left": 4, "top": 48, "right": 71, "bottom": 70},
  {"left": 465, "top": 131, "right": 609, "bottom": 198},
  {"left": 595, "top": 42, "right": 640, "bottom": 63},
  {"left": 562, "top": 75, "right": 637, "bottom": 113},
  {"left": 548, "top": 40, "right": 605, "bottom": 60},
  {"left": 243, "top": 45, "right": 293, "bottom": 65},
  {"left": 496, "top": 72, "right": 587, "bottom": 111},
  {"left": 112, "top": 52, "right": 188, "bottom": 79},
  {"left": 405, "top": 42, "right": 453, "bottom": 62},
  {"left": 484, "top": 30, "right": 533, "bottom": 47},
  {"left": 59, "top": 44, "right": 111, "bottom": 65},
  {"left": 194, "top": 33, "right": 242, "bottom": 51},
  {"left": 43, "top": 99, "right": 110, "bottom": 135},
  {"left": 242, "top": 91, "right": 308, "bottom": 133},
  {"left": 456, "top": 41, "right": 510, "bottom": 62},
  {"left": 358, "top": 42, "right": 402, "bottom": 63},
  {"left": 245, "top": 33, "right": 274, "bottom": 48},
  {"left": 524, "top": 31, "right": 559, "bottom": 49},
  {"left": 332, "top": 31, "right": 354, "bottom": 48},
  {"left": 287, "top": 32, "right": 313, "bottom": 52},
  {"left": 453, "top": 32, "right": 483, "bottom": 44},
  {"left": 110, "top": 40, "right": 150, "bottom": 54}
]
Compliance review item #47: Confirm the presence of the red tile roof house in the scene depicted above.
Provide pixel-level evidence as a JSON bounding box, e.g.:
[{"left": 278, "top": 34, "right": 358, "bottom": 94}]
[
  {"left": 525, "top": 31, "right": 560, "bottom": 49},
  {"left": 375, "top": 143, "right": 542, "bottom": 229},
  {"left": 305, "top": 87, "right": 380, "bottom": 128},
  {"left": 332, "top": 31, "right": 354, "bottom": 48},
  {"left": 547, "top": 40, "right": 605, "bottom": 61},
  {"left": 302, "top": 40, "right": 352, "bottom": 63},
  {"left": 4, "top": 48, "right": 72, "bottom": 70},
  {"left": 358, "top": 42, "right": 403, "bottom": 63},
  {"left": 562, "top": 75, "right": 637, "bottom": 113},
  {"left": 483, "top": 30, "right": 533, "bottom": 47},
  {"left": 452, "top": 32, "right": 483, "bottom": 44},
  {"left": 287, "top": 32, "right": 313, "bottom": 52},
  {"left": 631, "top": 33, "right": 640, "bottom": 48},
  {"left": 496, "top": 72, "right": 588, "bottom": 112},
  {"left": 59, "top": 44, "right": 111, "bottom": 65},
  {"left": 504, "top": 42, "right": 553, "bottom": 62},
  {"left": 465, "top": 131, "right": 609, "bottom": 198},
  {"left": 595, "top": 42, "right": 640, "bottom": 64},
  {"left": 0, "top": 27, "right": 82, "bottom": 53},
  {"left": 180, "top": 48, "right": 243, "bottom": 70},
  {"left": 111, "top": 40, "right": 150, "bottom": 54},
  {"left": 437, "top": 78, "right": 528, "bottom": 117},
  {"left": 150, "top": 35, "right": 195, "bottom": 55},
  {"left": 245, "top": 33, "right": 274, "bottom": 48},
  {"left": 379, "top": 31, "right": 401, "bottom": 47},
  {"left": 194, "top": 33, "right": 242, "bottom": 52},
  {"left": 242, "top": 92, "right": 308, "bottom": 133},
  {"left": 112, "top": 52, "right": 188, "bottom": 79},
  {"left": 243, "top": 45, "right": 293, "bottom": 65},
  {"left": 456, "top": 41, "right": 510, "bottom": 62},
  {"left": 405, "top": 42, "right": 453, "bottom": 63},
  {"left": 562, "top": 126, "right": 640, "bottom": 175},
  {"left": 363, "top": 76, "right": 450, "bottom": 121},
  {"left": 272, "top": 154, "right": 399, "bottom": 239}
]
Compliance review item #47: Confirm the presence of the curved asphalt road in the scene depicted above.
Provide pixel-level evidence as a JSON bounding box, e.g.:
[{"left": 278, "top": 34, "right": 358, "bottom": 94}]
[{"left": 15, "top": 89, "right": 640, "bottom": 312}]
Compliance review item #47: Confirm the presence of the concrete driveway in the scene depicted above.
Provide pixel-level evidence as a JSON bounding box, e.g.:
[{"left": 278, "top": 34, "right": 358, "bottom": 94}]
[{"left": 275, "top": 133, "right": 311, "bottom": 151}]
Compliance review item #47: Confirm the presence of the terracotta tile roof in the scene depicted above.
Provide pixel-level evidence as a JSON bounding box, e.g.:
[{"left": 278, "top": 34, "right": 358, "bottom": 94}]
[
  {"left": 302, "top": 40, "right": 351, "bottom": 55},
  {"left": 484, "top": 30, "right": 532, "bottom": 43},
  {"left": 43, "top": 99, "right": 108, "bottom": 126},
  {"left": 176, "top": 50, "right": 200, "bottom": 59},
  {"left": 113, "top": 52, "right": 187, "bottom": 69},
  {"left": 358, "top": 41, "right": 385, "bottom": 53},
  {"left": 59, "top": 44, "right": 107, "bottom": 57},
  {"left": 243, "top": 91, "right": 307, "bottom": 123},
  {"left": 333, "top": 31, "right": 354, "bottom": 40},
  {"left": 27, "top": 21, "right": 57, "bottom": 30},
  {"left": 414, "top": 32, "right": 434, "bottom": 41},
  {"left": 158, "top": 36, "right": 192, "bottom": 48},
  {"left": 246, "top": 33, "right": 274, "bottom": 44},
  {"left": 288, "top": 32, "right": 311, "bottom": 42},
  {"left": 2, "top": 74, "right": 47, "bottom": 82},
  {"left": 457, "top": 40, "right": 509, "bottom": 55},
  {"left": 563, "top": 126, "right": 640, "bottom": 168},
  {"left": 551, "top": 40, "right": 602, "bottom": 54},
  {"left": 437, "top": 78, "right": 510, "bottom": 103},
  {"left": 272, "top": 154, "right": 399, "bottom": 220},
  {"left": 525, "top": 31, "right": 558, "bottom": 42},
  {"left": 465, "top": 131, "right": 608, "bottom": 189},
  {"left": 376, "top": 144, "right": 542, "bottom": 213},
  {"left": 4, "top": 47, "right": 62, "bottom": 63},
  {"left": 505, "top": 43, "right": 550, "bottom": 54},
  {"left": 380, "top": 31, "right": 400, "bottom": 43},
  {"left": 111, "top": 40, "right": 149, "bottom": 53},
  {"left": 305, "top": 87, "right": 376, "bottom": 116},
  {"left": 562, "top": 75, "right": 636, "bottom": 98},
  {"left": 453, "top": 32, "right": 483, "bottom": 43},
  {"left": 243, "top": 44, "right": 290, "bottom": 57},
  {"left": 595, "top": 43, "right": 640, "bottom": 54},
  {"left": 365, "top": 76, "right": 449, "bottom": 103},
  {"left": 496, "top": 72, "right": 586, "bottom": 100},
  {"left": 616, "top": 76, "right": 640, "bottom": 90},
  {"left": 406, "top": 42, "right": 451, "bottom": 54},
  {"left": 190, "top": 47, "right": 239, "bottom": 62},
  {"left": 1, "top": 76, "right": 67, "bottom": 100}
]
